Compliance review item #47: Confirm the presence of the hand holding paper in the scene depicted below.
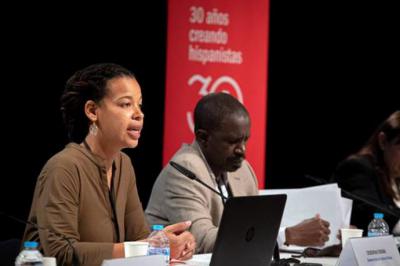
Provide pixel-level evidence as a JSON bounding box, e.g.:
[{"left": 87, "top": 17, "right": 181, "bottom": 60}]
[
  {"left": 286, "top": 214, "right": 330, "bottom": 246},
  {"left": 260, "top": 184, "right": 353, "bottom": 249}
]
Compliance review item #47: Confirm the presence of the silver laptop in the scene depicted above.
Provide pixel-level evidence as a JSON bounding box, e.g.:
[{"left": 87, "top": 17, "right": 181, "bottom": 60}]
[{"left": 210, "top": 194, "right": 286, "bottom": 266}]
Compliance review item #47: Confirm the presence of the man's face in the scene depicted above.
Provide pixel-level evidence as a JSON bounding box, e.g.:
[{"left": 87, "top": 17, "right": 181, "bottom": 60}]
[{"left": 203, "top": 114, "right": 250, "bottom": 175}]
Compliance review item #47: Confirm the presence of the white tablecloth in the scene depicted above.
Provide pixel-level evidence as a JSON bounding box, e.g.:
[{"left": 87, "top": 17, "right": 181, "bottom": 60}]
[{"left": 174, "top": 253, "right": 338, "bottom": 266}]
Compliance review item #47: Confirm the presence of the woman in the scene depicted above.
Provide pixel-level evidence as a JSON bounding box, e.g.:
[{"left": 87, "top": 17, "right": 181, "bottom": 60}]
[
  {"left": 333, "top": 111, "right": 400, "bottom": 234},
  {"left": 22, "top": 63, "right": 195, "bottom": 265}
]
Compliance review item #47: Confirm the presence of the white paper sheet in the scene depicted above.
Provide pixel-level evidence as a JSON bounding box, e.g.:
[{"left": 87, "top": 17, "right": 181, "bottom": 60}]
[{"left": 259, "top": 183, "right": 352, "bottom": 249}]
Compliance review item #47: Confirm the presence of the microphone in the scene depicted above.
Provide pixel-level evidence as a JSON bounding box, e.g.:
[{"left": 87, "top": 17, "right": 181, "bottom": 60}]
[
  {"left": 305, "top": 174, "right": 400, "bottom": 218},
  {"left": 0, "top": 210, "right": 80, "bottom": 266},
  {"left": 169, "top": 161, "right": 228, "bottom": 201}
]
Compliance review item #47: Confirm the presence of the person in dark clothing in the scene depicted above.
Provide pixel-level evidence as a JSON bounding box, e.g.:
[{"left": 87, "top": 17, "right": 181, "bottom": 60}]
[{"left": 333, "top": 111, "right": 400, "bottom": 234}]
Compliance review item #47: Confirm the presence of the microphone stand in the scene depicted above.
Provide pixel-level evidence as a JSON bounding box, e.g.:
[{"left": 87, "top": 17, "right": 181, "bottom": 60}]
[
  {"left": 1, "top": 210, "right": 80, "bottom": 266},
  {"left": 169, "top": 161, "right": 228, "bottom": 201}
]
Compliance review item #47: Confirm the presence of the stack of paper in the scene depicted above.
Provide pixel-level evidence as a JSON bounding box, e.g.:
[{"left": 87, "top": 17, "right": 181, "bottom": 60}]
[{"left": 259, "top": 183, "right": 352, "bottom": 248}]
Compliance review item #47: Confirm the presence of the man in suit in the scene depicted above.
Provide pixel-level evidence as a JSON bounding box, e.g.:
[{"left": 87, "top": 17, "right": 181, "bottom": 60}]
[{"left": 146, "top": 93, "right": 330, "bottom": 253}]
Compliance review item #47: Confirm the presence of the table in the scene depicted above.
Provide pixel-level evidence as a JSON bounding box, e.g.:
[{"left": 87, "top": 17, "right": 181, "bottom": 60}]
[{"left": 174, "top": 253, "right": 338, "bottom": 266}]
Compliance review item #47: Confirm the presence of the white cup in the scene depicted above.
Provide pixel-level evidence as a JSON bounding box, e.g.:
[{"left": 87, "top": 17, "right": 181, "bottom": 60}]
[
  {"left": 124, "top": 241, "right": 149, "bottom": 258},
  {"left": 341, "top": 228, "right": 363, "bottom": 248},
  {"left": 43, "top": 257, "right": 57, "bottom": 266}
]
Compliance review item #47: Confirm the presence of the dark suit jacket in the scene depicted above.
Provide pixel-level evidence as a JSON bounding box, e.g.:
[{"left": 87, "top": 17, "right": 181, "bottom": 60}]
[{"left": 332, "top": 154, "right": 400, "bottom": 234}]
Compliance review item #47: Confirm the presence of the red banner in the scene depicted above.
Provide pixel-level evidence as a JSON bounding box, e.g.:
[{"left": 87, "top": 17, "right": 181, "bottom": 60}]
[{"left": 163, "top": 0, "right": 269, "bottom": 188}]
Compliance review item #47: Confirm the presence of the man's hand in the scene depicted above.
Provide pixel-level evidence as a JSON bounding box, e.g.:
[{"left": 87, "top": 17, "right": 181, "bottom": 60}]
[
  {"left": 285, "top": 214, "right": 330, "bottom": 246},
  {"left": 164, "top": 221, "right": 196, "bottom": 260}
]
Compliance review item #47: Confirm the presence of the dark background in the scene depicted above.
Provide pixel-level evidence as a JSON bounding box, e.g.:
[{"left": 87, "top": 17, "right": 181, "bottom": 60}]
[{"left": 1, "top": 1, "right": 398, "bottom": 241}]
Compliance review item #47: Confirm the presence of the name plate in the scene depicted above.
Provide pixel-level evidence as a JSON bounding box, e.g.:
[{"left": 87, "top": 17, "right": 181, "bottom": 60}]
[
  {"left": 336, "top": 235, "right": 400, "bottom": 266},
  {"left": 102, "top": 255, "right": 164, "bottom": 266}
]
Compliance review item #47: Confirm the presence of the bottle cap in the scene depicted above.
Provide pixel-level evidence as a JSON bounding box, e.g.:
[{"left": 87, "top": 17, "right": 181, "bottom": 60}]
[
  {"left": 151, "top": 224, "right": 164, "bottom": 231},
  {"left": 374, "top": 213, "right": 384, "bottom": 219},
  {"left": 24, "top": 241, "right": 39, "bottom": 248}
]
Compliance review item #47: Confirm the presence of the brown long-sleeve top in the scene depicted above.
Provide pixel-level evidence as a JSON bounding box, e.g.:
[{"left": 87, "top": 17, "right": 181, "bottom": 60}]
[{"left": 23, "top": 143, "right": 150, "bottom": 265}]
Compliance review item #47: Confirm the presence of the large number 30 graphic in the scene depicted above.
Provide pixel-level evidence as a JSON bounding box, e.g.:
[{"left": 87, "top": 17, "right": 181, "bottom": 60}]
[{"left": 186, "top": 74, "right": 243, "bottom": 132}]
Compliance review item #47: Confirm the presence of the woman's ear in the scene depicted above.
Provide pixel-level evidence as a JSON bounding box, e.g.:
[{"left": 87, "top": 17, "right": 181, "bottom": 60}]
[
  {"left": 378, "top": 132, "right": 387, "bottom": 151},
  {"left": 84, "top": 100, "right": 98, "bottom": 122}
]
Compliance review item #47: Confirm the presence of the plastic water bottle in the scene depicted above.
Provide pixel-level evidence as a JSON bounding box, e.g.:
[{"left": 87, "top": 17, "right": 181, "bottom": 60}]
[
  {"left": 147, "top": 225, "right": 170, "bottom": 265},
  {"left": 367, "top": 212, "right": 390, "bottom": 237},
  {"left": 15, "top": 241, "right": 44, "bottom": 266}
]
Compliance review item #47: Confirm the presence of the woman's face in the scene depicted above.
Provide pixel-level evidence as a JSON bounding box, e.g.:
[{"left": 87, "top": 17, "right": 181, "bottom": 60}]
[
  {"left": 383, "top": 136, "right": 400, "bottom": 179},
  {"left": 96, "top": 76, "right": 143, "bottom": 150}
]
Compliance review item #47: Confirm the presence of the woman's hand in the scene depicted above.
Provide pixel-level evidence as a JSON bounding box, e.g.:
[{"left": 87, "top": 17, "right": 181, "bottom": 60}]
[
  {"left": 164, "top": 221, "right": 196, "bottom": 260},
  {"left": 112, "top": 243, "right": 125, "bottom": 258}
]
